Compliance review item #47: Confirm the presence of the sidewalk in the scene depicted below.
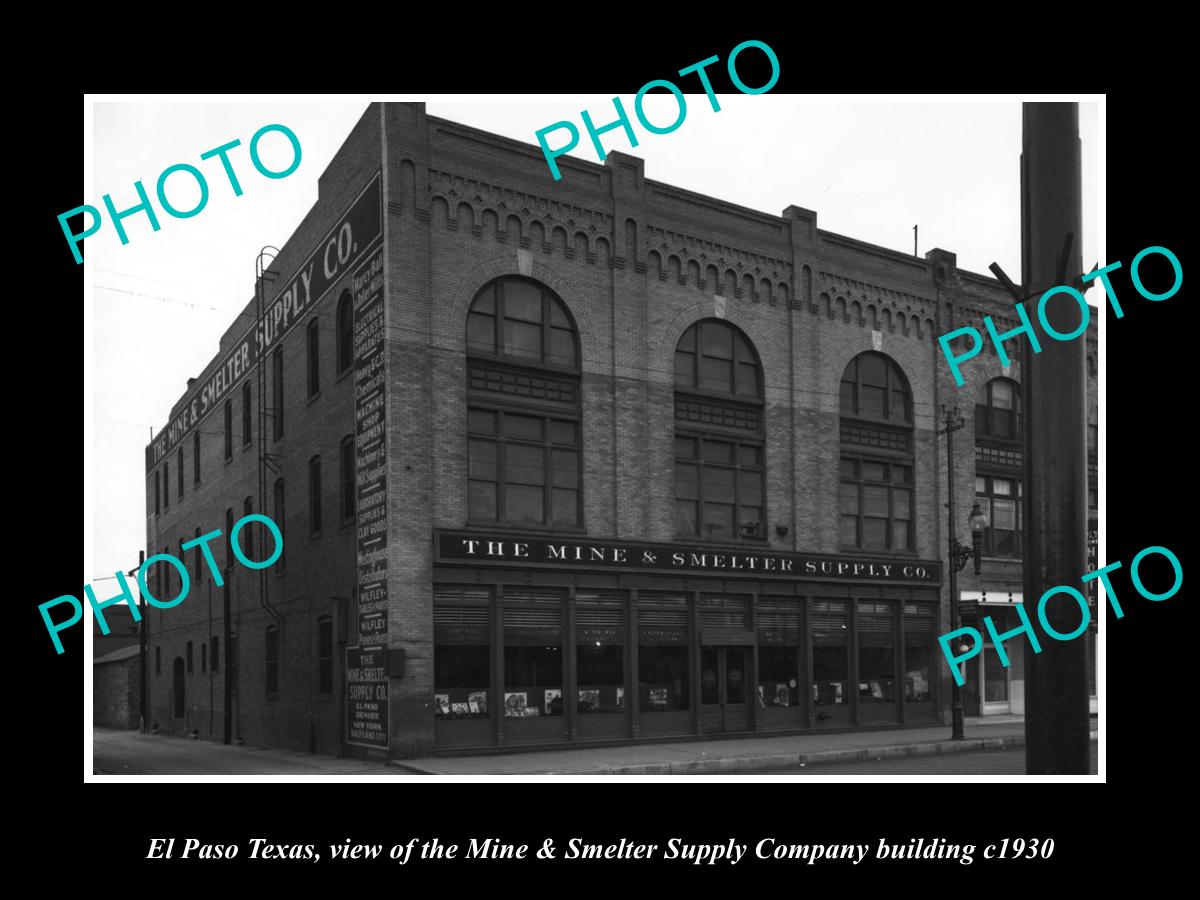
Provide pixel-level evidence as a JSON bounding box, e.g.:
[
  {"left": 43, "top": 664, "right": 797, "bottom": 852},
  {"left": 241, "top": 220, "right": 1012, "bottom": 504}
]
[{"left": 399, "top": 716, "right": 1094, "bottom": 776}]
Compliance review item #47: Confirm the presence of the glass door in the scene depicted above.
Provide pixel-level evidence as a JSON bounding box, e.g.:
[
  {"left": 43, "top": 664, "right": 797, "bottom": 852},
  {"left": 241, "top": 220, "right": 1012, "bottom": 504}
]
[{"left": 700, "top": 647, "right": 750, "bottom": 733}]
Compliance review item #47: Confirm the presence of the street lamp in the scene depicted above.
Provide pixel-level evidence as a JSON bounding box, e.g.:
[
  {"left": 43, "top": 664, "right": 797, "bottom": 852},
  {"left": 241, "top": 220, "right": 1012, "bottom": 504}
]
[{"left": 939, "top": 406, "right": 990, "bottom": 741}]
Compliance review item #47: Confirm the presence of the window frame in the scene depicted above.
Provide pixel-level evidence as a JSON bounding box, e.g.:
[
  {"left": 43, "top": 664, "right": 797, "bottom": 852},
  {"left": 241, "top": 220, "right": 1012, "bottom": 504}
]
[
  {"left": 975, "top": 473, "right": 1023, "bottom": 559},
  {"left": 340, "top": 435, "right": 355, "bottom": 524},
  {"left": 673, "top": 432, "right": 766, "bottom": 542},
  {"left": 176, "top": 447, "right": 184, "bottom": 499},
  {"left": 306, "top": 317, "right": 320, "bottom": 399},
  {"left": 839, "top": 455, "right": 916, "bottom": 554},
  {"left": 465, "top": 277, "right": 580, "bottom": 373},
  {"left": 975, "top": 377, "right": 1022, "bottom": 442},
  {"left": 308, "top": 455, "right": 322, "bottom": 537},
  {"left": 839, "top": 351, "right": 913, "bottom": 425},
  {"left": 241, "top": 381, "right": 252, "bottom": 448},
  {"left": 336, "top": 291, "right": 353, "bottom": 377},
  {"left": 193, "top": 430, "right": 201, "bottom": 485}
]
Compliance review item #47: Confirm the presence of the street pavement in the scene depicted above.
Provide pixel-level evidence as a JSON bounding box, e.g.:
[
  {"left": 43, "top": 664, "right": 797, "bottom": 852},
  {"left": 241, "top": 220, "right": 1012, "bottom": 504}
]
[
  {"left": 93, "top": 717, "right": 1097, "bottom": 776},
  {"left": 747, "top": 741, "right": 1098, "bottom": 775}
]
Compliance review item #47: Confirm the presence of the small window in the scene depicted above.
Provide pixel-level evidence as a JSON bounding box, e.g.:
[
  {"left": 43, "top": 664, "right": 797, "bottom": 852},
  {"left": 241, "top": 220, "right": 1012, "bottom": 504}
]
[
  {"left": 340, "top": 436, "right": 356, "bottom": 522},
  {"left": 975, "top": 378, "right": 1022, "bottom": 441},
  {"left": 337, "top": 291, "right": 353, "bottom": 375},
  {"left": 265, "top": 626, "right": 280, "bottom": 696},
  {"left": 224, "top": 507, "right": 234, "bottom": 572},
  {"left": 201, "top": 642, "right": 207, "bottom": 673},
  {"left": 224, "top": 400, "right": 233, "bottom": 459},
  {"left": 272, "top": 348, "right": 284, "bottom": 440},
  {"left": 186, "top": 640, "right": 194, "bottom": 674},
  {"left": 318, "top": 616, "right": 333, "bottom": 695},
  {"left": 193, "top": 430, "right": 201, "bottom": 484},
  {"left": 309, "top": 455, "right": 322, "bottom": 535},
  {"left": 154, "top": 470, "right": 161, "bottom": 516},
  {"left": 242, "top": 381, "right": 252, "bottom": 447},
  {"left": 307, "top": 318, "right": 320, "bottom": 398},
  {"left": 273, "top": 478, "right": 286, "bottom": 571},
  {"left": 177, "top": 448, "right": 184, "bottom": 499},
  {"left": 243, "top": 497, "right": 254, "bottom": 557},
  {"left": 155, "top": 646, "right": 161, "bottom": 676},
  {"left": 163, "top": 461, "right": 170, "bottom": 510}
]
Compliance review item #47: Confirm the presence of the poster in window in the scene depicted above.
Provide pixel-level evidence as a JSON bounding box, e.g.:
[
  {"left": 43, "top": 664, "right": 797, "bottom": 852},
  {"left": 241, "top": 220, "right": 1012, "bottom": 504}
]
[
  {"left": 544, "top": 689, "right": 562, "bottom": 716},
  {"left": 649, "top": 687, "right": 669, "bottom": 710},
  {"left": 775, "top": 684, "right": 790, "bottom": 707},
  {"left": 616, "top": 686, "right": 624, "bottom": 710},
  {"left": 504, "top": 692, "right": 527, "bottom": 717},
  {"left": 451, "top": 702, "right": 469, "bottom": 715},
  {"left": 578, "top": 689, "right": 599, "bottom": 711},
  {"left": 435, "top": 694, "right": 450, "bottom": 717},
  {"left": 468, "top": 690, "right": 488, "bottom": 716}
]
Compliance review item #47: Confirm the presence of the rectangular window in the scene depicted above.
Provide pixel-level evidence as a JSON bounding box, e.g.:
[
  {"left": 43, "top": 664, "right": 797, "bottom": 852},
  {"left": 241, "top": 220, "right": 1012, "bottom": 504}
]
[
  {"left": 193, "top": 431, "right": 201, "bottom": 484},
  {"left": 467, "top": 407, "right": 580, "bottom": 528},
  {"left": 857, "top": 601, "right": 896, "bottom": 703},
  {"left": 638, "top": 593, "right": 690, "bottom": 713},
  {"left": 812, "top": 600, "right": 848, "bottom": 708},
  {"left": 177, "top": 448, "right": 184, "bottom": 499},
  {"left": 154, "top": 470, "right": 160, "bottom": 516},
  {"left": 224, "top": 401, "right": 233, "bottom": 460},
  {"left": 434, "top": 589, "right": 492, "bottom": 720},
  {"left": 503, "top": 591, "right": 563, "bottom": 719},
  {"left": 307, "top": 319, "right": 320, "bottom": 398},
  {"left": 976, "top": 475, "right": 1023, "bottom": 558},
  {"left": 309, "top": 456, "right": 322, "bottom": 536},
  {"left": 163, "top": 462, "right": 170, "bottom": 510},
  {"left": 272, "top": 348, "right": 283, "bottom": 440},
  {"left": 340, "top": 438, "right": 355, "bottom": 522},
  {"left": 840, "top": 456, "right": 913, "bottom": 552},
  {"left": 265, "top": 627, "right": 279, "bottom": 696},
  {"left": 675, "top": 435, "right": 765, "bottom": 541},
  {"left": 318, "top": 616, "right": 333, "bottom": 696},
  {"left": 757, "top": 597, "right": 802, "bottom": 710},
  {"left": 904, "top": 604, "right": 935, "bottom": 707},
  {"left": 576, "top": 592, "right": 625, "bottom": 716},
  {"left": 242, "top": 383, "right": 252, "bottom": 447}
]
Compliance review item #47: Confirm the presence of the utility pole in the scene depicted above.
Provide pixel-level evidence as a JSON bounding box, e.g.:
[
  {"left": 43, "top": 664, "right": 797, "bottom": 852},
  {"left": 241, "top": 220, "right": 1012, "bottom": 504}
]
[
  {"left": 136, "top": 550, "right": 146, "bottom": 733},
  {"left": 1021, "top": 102, "right": 1090, "bottom": 773}
]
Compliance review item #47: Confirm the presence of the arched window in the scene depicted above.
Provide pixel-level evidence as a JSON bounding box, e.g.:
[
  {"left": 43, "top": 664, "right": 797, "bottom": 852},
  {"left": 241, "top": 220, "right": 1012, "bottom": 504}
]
[
  {"left": 975, "top": 378, "right": 1023, "bottom": 558},
  {"left": 340, "top": 436, "right": 355, "bottom": 522},
  {"left": 265, "top": 625, "right": 280, "bottom": 696},
  {"left": 673, "top": 319, "right": 765, "bottom": 541},
  {"left": 465, "top": 277, "right": 581, "bottom": 527},
  {"left": 201, "top": 642, "right": 207, "bottom": 673},
  {"left": 337, "top": 291, "right": 353, "bottom": 375},
  {"left": 839, "top": 352, "right": 914, "bottom": 552},
  {"left": 975, "top": 377, "right": 1021, "bottom": 440}
]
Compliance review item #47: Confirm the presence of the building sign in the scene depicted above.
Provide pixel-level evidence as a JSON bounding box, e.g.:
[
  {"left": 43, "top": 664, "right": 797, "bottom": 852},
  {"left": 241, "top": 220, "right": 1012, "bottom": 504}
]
[
  {"left": 146, "top": 173, "right": 383, "bottom": 471},
  {"left": 435, "top": 530, "right": 942, "bottom": 585},
  {"left": 346, "top": 645, "right": 388, "bottom": 748}
]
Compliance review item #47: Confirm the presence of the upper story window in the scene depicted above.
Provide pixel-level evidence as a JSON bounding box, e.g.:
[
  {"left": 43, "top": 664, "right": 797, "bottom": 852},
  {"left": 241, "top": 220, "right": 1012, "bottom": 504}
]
[
  {"left": 839, "top": 352, "right": 915, "bottom": 553},
  {"left": 154, "top": 470, "right": 161, "bottom": 516},
  {"left": 340, "top": 436, "right": 355, "bottom": 523},
  {"left": 975, "top": 378, "right": 1021, "bottom": 442},
  {"left": 465, "top": 278, "right": 581, "bottom": 529},
  {"left": 193, "top": 431, "right": 201, "bottom": 485},
  {"left": 176, "top": 448, "right": 184, "bottom": 499},
  {"left": 672, "top": 320, "right": 765, "bottom": 542},
  {"left": 241, "top": 381, "right": 252, "bottom": 447},
  {"left": 840, "top": 351, "right": 912, "bottom": 424},
  {"left": 337, "top": 291, "right": 353, "bottom": 376},
  {"left": 307, "top": 318, "right": 320, "bottom": 398},
  {"left": 272, "top": 348, "right": 284, "bottom": 440}
]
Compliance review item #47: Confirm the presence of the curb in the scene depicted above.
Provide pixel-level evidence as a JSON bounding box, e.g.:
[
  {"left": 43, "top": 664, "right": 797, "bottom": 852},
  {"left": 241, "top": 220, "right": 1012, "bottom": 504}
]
[{"left": 398, "top": 731, "right": 1097, "bottom": 776}]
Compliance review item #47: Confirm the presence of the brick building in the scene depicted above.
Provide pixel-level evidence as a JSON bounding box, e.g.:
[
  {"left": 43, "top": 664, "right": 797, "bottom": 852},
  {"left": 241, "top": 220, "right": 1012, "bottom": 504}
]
[{"left": 140, "top": 102, "right": 1098, "bottom": 759}]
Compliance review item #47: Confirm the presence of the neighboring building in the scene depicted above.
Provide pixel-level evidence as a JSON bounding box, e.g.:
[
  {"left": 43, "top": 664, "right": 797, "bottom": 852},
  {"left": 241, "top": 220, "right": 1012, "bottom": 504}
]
[
  {"left": 94, "top": 645, "right": 141, "bottom": 730},
  {"left": 140, "top": 102, "right": 1098, "bottom": 759}
]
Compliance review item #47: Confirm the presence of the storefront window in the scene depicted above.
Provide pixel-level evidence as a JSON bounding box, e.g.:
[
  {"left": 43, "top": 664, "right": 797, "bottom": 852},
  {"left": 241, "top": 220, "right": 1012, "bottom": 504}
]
[
  {"left": 811, "top": 600, "right": 848, "bottom": 708},
  {"left": 503, "top": 591, "right": 564, "bottom": 718},
  {"left": 576, "top": 593, "right": 625, "bottom": 715},
  {"left": 637, "top": 594, "right": 690, "bottom": 712},
  {"left": 857, "top": 601, "right": 896, "bottom": 702},
  {"left": 757, "top": 597, "right": 802, "bottom": 709},
  {"left": 903, "top": 604, "right": 935, "bottom": 703},
  {"left": 434, "top": 589, "right": 491, "bottom": 719}
]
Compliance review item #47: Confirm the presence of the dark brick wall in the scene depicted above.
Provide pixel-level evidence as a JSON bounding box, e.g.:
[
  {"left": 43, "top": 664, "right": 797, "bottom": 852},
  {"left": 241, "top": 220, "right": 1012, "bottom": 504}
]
[{"left": 94, "top": 657, "right": 139, "bottom": 730}]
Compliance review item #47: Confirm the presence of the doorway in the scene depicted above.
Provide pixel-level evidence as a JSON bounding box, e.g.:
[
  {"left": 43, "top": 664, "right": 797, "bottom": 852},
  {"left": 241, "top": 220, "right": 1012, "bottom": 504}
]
[
  {"left": 981, "top": 645, "right": 1012, "bottom": 714},
  {"left": 699, "top": 646, "right": 750, "bottom": 733}
]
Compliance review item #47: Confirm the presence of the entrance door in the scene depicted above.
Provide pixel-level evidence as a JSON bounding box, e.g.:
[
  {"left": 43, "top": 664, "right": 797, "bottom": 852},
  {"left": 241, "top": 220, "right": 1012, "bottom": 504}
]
[
  {"left": 981, "top": 646, "right": 1011, "bottom": 714},
  {"left": 700, "top": 646, "right": 750, "bottom": 733}
]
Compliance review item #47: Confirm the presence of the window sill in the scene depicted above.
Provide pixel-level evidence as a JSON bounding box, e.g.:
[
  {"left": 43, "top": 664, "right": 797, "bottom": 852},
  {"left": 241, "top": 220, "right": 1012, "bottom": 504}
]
[
  {"left": 676, "top": 534, "right": 768, "bottom": 547},
  {"left": 838, "top": 546, "right": 918, "bottom": 558},
  {"left": 307, "top": 390, "right": 321, "bottom": 407},
  {"left": 465, "top": 520, "right": 587, "bottom": 534},
  {"left": 981, "top": 556, "right": 1023, "bottom": 563},
  {"left": 336, "top": 366, "right": 353, "bottom": 384},
  {"left": 310, "top": 531, "right": 323, "bottom": 541}
]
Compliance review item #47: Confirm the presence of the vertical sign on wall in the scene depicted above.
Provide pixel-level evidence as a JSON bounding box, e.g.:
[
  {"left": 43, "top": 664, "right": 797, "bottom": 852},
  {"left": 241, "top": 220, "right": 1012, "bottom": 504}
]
[{"left": 349, "top": 242, "right": 388, "bottom": 748}]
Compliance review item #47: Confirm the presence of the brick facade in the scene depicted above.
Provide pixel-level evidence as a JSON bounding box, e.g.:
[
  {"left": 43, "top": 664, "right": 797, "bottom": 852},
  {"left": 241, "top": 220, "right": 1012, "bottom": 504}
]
[{"left": 141, "top": 102, "right": 1098, "bottom": 758}]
